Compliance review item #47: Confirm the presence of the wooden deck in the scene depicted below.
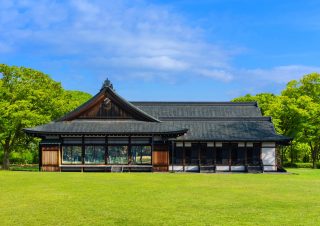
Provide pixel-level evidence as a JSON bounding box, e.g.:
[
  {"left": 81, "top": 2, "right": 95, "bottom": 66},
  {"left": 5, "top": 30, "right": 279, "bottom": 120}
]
[{"left": 59, "top": 164, "right": 153, "bottom": 172}]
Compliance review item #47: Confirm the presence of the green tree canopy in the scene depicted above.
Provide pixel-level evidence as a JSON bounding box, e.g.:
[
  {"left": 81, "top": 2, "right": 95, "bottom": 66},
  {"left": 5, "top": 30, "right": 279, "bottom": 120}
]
[
  {"left": 233, "top": 73, "right": 320, "bottom": 168},
  {"left": 0, "top": 64, "right": 91, "bottom": 169}
]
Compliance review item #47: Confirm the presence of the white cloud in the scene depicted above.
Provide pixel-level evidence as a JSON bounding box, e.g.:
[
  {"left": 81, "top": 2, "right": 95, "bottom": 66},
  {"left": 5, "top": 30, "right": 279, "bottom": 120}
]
[
  {"left": 243, "top": 65, "right": 320, "bottom": 84},
  {"left": 196, "top": 68, "right": 233, "bottom": 82},
  {"left": 1, "top": 0, "right": 319, "bottom": 92},
  {"left": 0, "top": 0, "right": 234, "bottom": 82}
]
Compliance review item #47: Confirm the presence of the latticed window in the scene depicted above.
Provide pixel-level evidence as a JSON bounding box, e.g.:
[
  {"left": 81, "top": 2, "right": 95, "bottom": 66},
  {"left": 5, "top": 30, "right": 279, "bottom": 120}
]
[
  {"left": 85, "top": 146, "right": 105, "bottom": 164},
  {"left": 131, "top": 146, "right": 151, "bottom": 164},
  {"left": 108, "top": 146, "right": 128, "bottom": 164},
  {"left": 62, "top": 146, "right": 82, "bottom": 164}
]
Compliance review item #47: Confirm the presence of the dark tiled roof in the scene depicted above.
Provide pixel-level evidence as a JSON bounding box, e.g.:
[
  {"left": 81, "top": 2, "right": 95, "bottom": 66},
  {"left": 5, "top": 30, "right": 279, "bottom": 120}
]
[
  {"left": 131, "top": 102, "right": 262, "bottom": 119},
  {"left": 128, "top": 102, "right": 290, "bottom": 141},
  {"left": 25, "top": 118, "right": 290, "bottom": 142},
  {"left": 164, "top": 118, "right": 290, "bottom": 141},
  {"left": 24, "top": 86, "right": 291, "bottom": 142},
  {"left": 24, "top": 120, "right": 187, "bottom": 135}
]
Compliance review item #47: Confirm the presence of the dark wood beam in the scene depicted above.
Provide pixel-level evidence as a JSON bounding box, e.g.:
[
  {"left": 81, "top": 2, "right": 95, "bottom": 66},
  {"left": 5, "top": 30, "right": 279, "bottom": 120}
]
[
  {"left": 39, "top": 144, "right": 42, "bottom": 171},
  {"left": 81, "top": 136, "right": 85, "bottom": 165}
]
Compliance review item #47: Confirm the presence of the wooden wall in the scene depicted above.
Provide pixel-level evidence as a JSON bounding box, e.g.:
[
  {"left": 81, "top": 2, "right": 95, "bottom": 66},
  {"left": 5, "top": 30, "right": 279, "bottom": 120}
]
[
  {"left": 79, "top": 95, "right": 134, "bottom": 119},
  {"left": 41, "top": 146, "right": 60, "bottom": 172},
  {"left": 152, "top": 145, "right": 169, "bottom": 172}
]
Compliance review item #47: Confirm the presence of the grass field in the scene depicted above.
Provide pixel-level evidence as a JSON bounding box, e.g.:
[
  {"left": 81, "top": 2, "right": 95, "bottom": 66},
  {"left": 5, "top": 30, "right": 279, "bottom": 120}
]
[{"left": 0, "top": 169, "right": 319, "bottom": 226}]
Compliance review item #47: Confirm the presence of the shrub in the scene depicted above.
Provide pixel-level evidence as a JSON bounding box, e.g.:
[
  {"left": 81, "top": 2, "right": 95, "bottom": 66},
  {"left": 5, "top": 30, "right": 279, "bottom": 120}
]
[
  {"left": 10, "top": 152, "right": 34, "bottom": 164},
  {"left": 283, "top": 162, "right": 320, "bottom": 169},
  {"left": 283, "top": 162, "right": 298, "bottom": 168},
  {"left": 295, "top": 163, "right": 313, "bottom": 168}
]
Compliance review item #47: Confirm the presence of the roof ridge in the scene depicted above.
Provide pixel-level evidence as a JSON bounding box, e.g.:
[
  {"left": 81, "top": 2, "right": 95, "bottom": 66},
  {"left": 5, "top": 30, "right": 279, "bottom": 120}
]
[
  {"left": 107, "top": 87, "right": 161, "bottom": 122},
  {"left": 159, "top": 116, "right": 271, "bottom": 121},
  {"left": 131, "top": 101, "right": 258, "bottom": 106}
]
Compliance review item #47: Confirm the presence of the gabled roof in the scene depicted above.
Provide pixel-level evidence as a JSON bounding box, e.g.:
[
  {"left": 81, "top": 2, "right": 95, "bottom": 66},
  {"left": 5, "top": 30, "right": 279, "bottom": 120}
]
[
  {"left": 25, "top": 79, "right": 292, "bottom": 143},
  {"left": 58, "top": 82, "right": 160, "bottom": 122}
]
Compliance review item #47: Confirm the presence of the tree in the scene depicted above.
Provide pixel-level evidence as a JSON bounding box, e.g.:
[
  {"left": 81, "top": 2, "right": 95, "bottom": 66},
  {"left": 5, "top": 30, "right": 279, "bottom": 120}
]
[
  {"left": 64, "top": 90, "right": 93, "bottom": 111},
  {"left": 0, "top": 64, "right": 91, "bottom": 169},
  {"left": 232, "top": 73, "right": 320, "bottom": 168},
  {"left": 233, "top": 93, "right": 299, "bottom": 164},
  {"left": 282, "top": 73, "right": 320, "bottom": 168},
  {"left": 232, "top": 93, "right": 278, "bottom": 115}
]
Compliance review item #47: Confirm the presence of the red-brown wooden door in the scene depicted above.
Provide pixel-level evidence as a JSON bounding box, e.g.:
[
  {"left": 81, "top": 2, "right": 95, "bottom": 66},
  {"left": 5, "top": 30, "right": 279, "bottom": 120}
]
[
  {"left": 41, "top": 146, "right": 60, "bottom": 172},
  {"left": 152, "top": 145, "right": 169, "bottom": 172}
]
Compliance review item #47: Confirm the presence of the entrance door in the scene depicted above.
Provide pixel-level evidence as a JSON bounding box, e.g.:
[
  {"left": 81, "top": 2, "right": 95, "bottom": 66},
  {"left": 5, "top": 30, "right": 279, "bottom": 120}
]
[
  {"left": 152, "top": 145, "right": 169, "bottom": 172},
  {"left": 42, "top": 146, "right": 60, "bottom": 171}
]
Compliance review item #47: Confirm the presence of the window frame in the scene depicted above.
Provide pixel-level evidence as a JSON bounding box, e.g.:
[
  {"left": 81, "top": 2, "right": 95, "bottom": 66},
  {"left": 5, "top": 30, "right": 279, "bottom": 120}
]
[
  {"left": 61, "top": 145, "right": 82, "bottom": 165},
  {"left": 130, "top": 145, "right": 152, "bottom": 165},
  {"left": 107, "top": 144, "right": 129, "bottom": 165},
  {"left": 84, "top": 145, "right": 106, "bottom": 165}
]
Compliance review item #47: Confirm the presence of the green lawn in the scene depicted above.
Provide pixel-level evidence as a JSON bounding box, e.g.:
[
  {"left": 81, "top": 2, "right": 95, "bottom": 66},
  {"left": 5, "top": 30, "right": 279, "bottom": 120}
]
[{"left": 0, "top": 169, "right": 319, "bottom": 226}]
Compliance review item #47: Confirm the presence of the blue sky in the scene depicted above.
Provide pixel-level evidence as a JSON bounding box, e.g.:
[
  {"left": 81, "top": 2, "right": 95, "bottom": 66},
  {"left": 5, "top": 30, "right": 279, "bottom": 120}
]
[{"left": 1, "top": 0, "right": 320, "bottom": 101}]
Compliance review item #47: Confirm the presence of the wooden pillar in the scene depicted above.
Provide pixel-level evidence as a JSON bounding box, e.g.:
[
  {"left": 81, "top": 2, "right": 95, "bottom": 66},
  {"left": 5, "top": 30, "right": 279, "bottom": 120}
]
[
  {"left": 39, "top": 144, "right": 42, "bottom": 171},
  {"left": 167, "top": 140, "right": 170, "bottom": 171},
  {"left": 213, "top": 142, "right": 216, "bottom": 169},
  {"left": 171, "top": 141, "right": 174, "bottom": 171},
  {"left": 275, "top": 143, "right": 280, "bottom": 169},
  {"left": 151, "top": 135, "right": 154, "bottom": 167},
  {"left": 260, "top": 142, "right": 263, "bottom": 166},
  {"left": 59, "top": 135, "right": 63, "bottom": 168},
  {"left": 58, "top": 143, "right": 61, "bottom": 172},
  {"left": 105, "top": 136, "right": 108, "bottom": 165},
  {"left": 128, "top": 136, "right": 131, "bottom": 165},
  {"left": 229, "top": 143, "right": 231, "bottom": 172},
  {"left": 198, "top": 142, "right": 201, "bottom": 167},
  {"left": 244, "top": 142, "right": 247, "bottom": 167},
  {"left": 81, "top": 136, "right": 85, "bottom": 165},
  {"left": 183, "top": 141, "right": 185, "bottom": 171}
]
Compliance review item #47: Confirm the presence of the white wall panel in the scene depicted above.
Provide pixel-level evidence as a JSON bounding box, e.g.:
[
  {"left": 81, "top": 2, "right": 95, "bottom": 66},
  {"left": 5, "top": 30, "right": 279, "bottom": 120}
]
[
  {"left": 171, "top": 165, "right": 183, "bottom": 171},
  {"left": 231, "top": 166, "right": 245, "bottom": 171},
  {"left": 246, "top": 142, "right": 253, "bottom": 147},
  {"left": 261, "top": 147, "right": 276, "bottom": 165},
  {"left": 185, "top": 166, "right": 199, "bottom": 171},
  {"left": 264, "top": 166, "right": 276, "bottom": 171},
  {"left": 207, "top": 142, "right": 214, "bottom": 147},
  {"left": 262, "top": 142, "right": 275, "bottom": 147},
  {"left": 216, "top": 166, "right": 229, "bottom": 171}
]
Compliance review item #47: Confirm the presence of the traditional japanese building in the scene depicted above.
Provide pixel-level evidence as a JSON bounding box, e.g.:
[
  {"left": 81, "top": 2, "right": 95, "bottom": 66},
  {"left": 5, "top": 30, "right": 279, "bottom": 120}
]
[{"left": 25, "top": 79, "right": 291, "bottom": 173}]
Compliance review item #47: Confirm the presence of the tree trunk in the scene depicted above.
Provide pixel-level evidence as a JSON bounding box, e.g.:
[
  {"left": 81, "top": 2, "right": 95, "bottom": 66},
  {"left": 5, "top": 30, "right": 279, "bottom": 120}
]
[
  {"left": 290, "top": 144, "right": 294, "bottom": 166},
  {"left": 310, "top": 142, "right": 316, "bottom": 169},
  {"left": 312, "top": 153, "right": 316, "bottom": 169},
  {"left": 2, "top": 148, "right": 10, "bottom": 170},
  {"left": 313, "top": 148, "right": 318, "bottom": 169},
  {"left": 1, "top": 135, "right": 13, "bottom": 170}
]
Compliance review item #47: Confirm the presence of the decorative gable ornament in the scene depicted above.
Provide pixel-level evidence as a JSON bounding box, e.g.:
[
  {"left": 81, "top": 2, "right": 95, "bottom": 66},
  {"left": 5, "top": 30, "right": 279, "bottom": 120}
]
[{"left": 101, "top": 78, "right": 114, "bottom": 90}]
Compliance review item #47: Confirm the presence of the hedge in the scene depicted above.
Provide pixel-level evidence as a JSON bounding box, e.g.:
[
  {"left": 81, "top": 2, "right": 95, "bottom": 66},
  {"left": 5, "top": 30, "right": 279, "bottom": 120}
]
[{"left": 283, "top": 162, "right": 320, "bottom": 169}]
